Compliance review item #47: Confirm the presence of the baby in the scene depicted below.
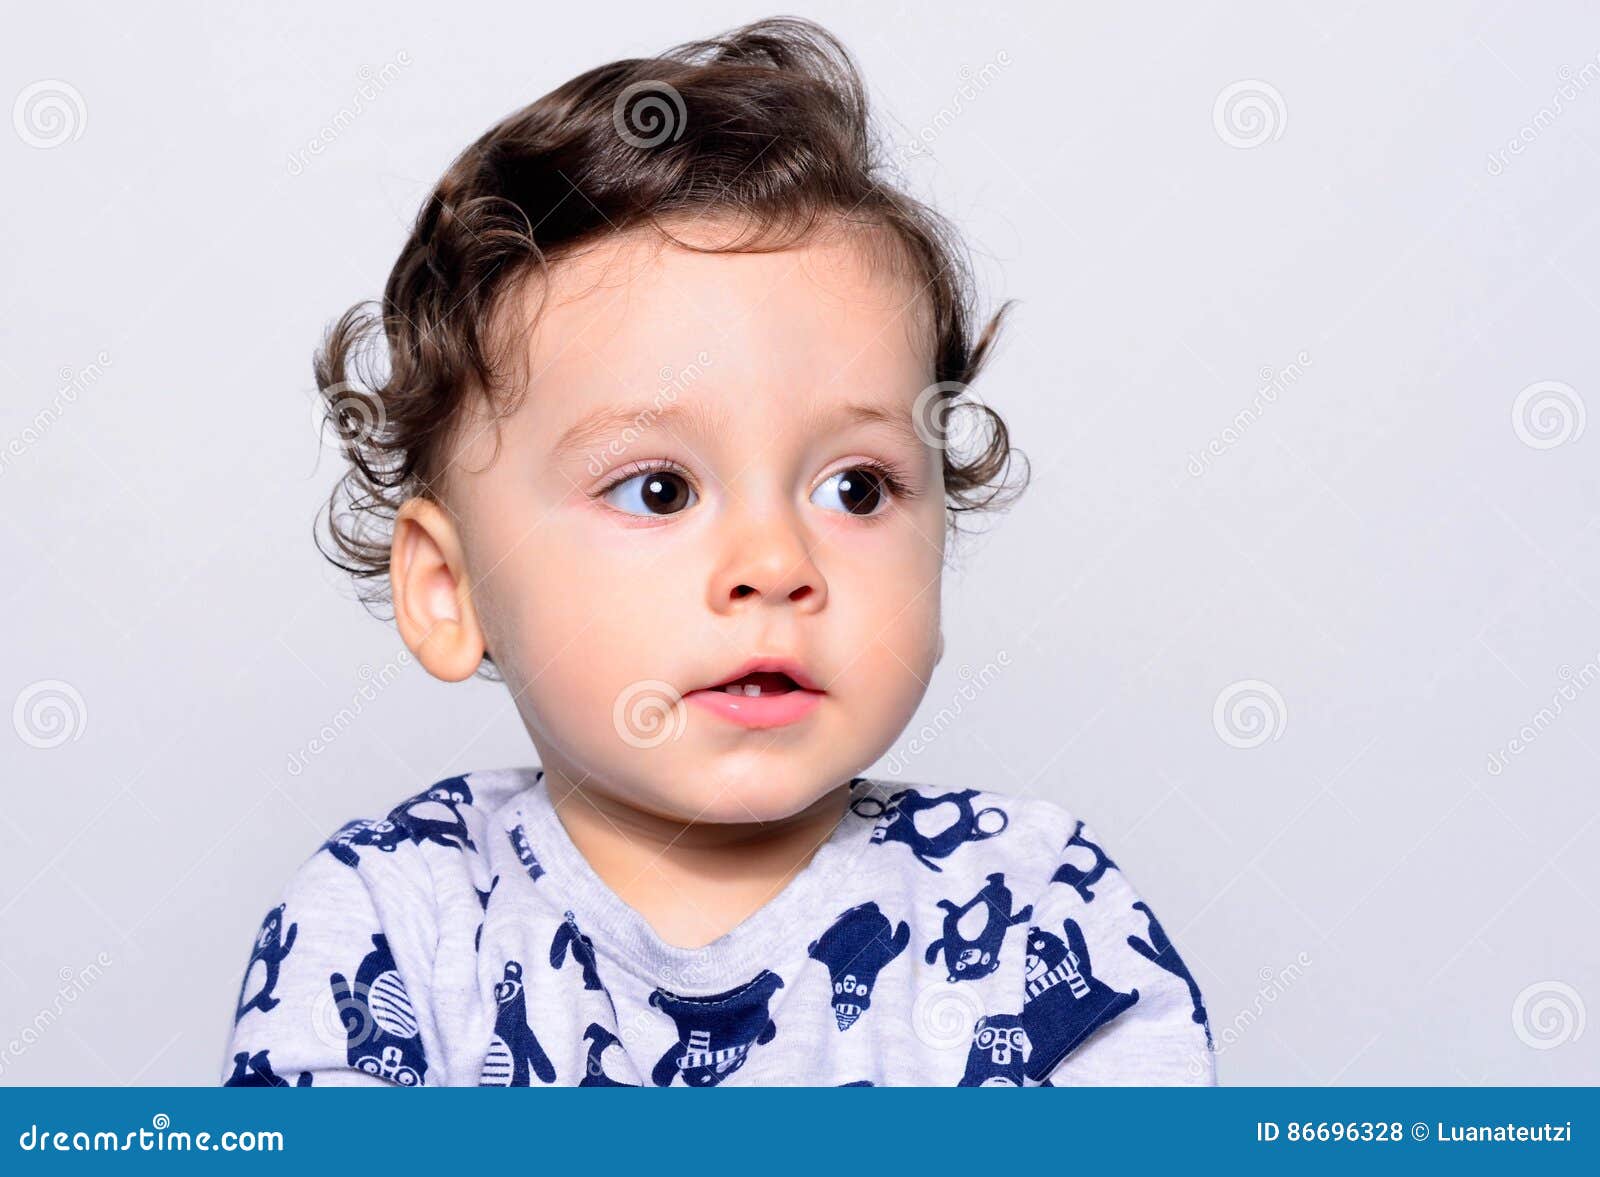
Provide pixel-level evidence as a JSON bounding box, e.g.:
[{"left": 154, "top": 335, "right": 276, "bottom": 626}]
[{"left": 223, "top": 16, "right": 1215, "bottom": 1088}]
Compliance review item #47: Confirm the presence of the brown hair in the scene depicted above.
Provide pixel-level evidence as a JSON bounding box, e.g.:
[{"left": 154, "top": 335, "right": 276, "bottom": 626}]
[{"left": 314, "top": 16, "right": 1028, "bottom": 652}]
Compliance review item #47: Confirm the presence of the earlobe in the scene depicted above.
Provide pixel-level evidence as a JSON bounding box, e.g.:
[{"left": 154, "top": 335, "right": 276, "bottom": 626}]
[{"left": 390, "top": 497, "right": 486, "bottom": 682}]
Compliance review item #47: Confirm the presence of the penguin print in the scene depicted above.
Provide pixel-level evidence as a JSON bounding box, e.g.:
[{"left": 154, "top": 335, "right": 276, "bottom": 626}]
[
  {"left": 224, "top": 1049, "right": 311, "bottom": 1087},
  {"left": 234, "top": 903, "right": 296, "bottom": 1022},
  {"left": 1049, "top": 820, "right": 1117, "bottom": 904},
  {"left": 329, "top": 933, "right": 428, "bottom": 1086},
  {"left": 388, "top": 777, "right": 476, "bottom": 853},
  {"left": 478, "top": 960, "right": 558, "bottom": 1086},
  {"left": 806, "top": 901, "right": 910, "bottom": 1030},
  {"left": 1127, "top": 900, "right": 1211, "bottom": 1048},
  {"left": 1019, "top": 917, "right": 1139, "bottom": 1081},
  {"left": 648, "top": 969, "right": 784, "bottom": 1087},
  {"left": 321, "top": 817, "right": 407, "bottom": 868},
  {"left": 549, "top": 910, "right": 604, "bottom": 990},
  {"left": 508, "top": 824, "right": 545, "bottom": 882},
  {"left": 957, "top": 1013, "right": 1033, "bottom": 1086},
  {"left": 925, "top": 872, "right": 1033, "bottom": 982},
  {"left": 850, "top": 787, "right": 1009, "bottom": 872},
  {"left": 578, "top": 1023, "right": 639, "bottom": 1087}
]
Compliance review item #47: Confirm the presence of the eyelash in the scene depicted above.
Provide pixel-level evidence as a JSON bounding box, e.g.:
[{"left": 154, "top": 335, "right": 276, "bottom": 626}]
[{"left": 589, "top": 458, "right": 920, "bottom": 511}]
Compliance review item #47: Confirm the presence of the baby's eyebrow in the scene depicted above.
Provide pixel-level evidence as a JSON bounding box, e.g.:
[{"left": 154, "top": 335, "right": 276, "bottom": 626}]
[{"left": 549, "top": 397, "right": 923, "bottom": 461}]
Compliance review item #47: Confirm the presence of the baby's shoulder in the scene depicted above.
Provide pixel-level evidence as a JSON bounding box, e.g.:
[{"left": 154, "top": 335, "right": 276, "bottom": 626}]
[
  {"left": 314, "top": 767, "right": 532, "bottom": 880},
  {"left": 849, "top": 775, "right": 1099, "bottom": 894}
]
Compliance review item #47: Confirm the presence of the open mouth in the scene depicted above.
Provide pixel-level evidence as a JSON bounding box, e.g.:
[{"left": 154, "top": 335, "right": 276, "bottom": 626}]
[
  {"left": 707, "top": 670, "right": 806, "bottom": 697},
  {"left": 683, "top": 660, "right": 825, "bottom": 728}
]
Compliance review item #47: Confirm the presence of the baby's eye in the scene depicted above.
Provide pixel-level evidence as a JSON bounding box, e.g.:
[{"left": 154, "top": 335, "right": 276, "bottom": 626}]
[
  {"left": 602, "top": 469, "right": 697, "bottom": 516},
  {"left": 811, "top": 467, "right": 887, "bottom": 516}
]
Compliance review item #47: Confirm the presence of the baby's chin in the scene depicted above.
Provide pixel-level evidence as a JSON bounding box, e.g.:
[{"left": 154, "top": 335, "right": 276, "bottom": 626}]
[{"left": 613, "top": 754, "right": 856, "bottom": 828}]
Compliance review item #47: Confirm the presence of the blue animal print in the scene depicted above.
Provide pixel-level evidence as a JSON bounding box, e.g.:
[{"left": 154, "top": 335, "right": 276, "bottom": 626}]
[
  {"left": 579, "top": 1023, "right": 639, "bottom": 1087},
  {"left": 806, "top": 901, "right": 910, "bottom": 1030},
  {"left": 389, "top": 777, "right": 476, "bottom": 853},
  {"left": 1050, "top": 820, "right": 1117, "bottom": 903},
  {"left": 234, "top": 903, "right": 296, "bottom": 1022},
  {"left": 474, "top": 876, "right": 499, "bottom": 952},
  {"left": 508, "top": 824, "right": 545, "bottom": 882},
  {"left": 850, "top": 787, "right": 1008, "bottom": 872},
  {"left": 329, "top": 933, "right": 428, "bottom": 1086},
  {"left": 478, "top": 960, "right": 557, "bottom": 1086},
  {"left": 321, "top": 817, "right": 406, "bottom": 868},
  {"left": 648, "top": 970, "right": 784, "bottom": 1087},
  {"left": 957, "top": 1013, "right": 1033, "bottom": 1086},
  {"left": 925, "top": 872, "right": 1033, "bottom": 982},
  {"left": 1127, "top": 900, "right": 1210, "bottom": 1048},
  {"left": 1019, "top": 917, "right": 1139, "bottom": 1081},
  {"left": 225, "top": 1049, "right": 311, "bottom": 1087},
  {"left": 549, "top": 910, "right": 604, "bottom": 990}
]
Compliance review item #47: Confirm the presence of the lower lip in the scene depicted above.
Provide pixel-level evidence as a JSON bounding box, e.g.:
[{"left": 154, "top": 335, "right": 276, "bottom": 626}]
[{"left": 682, "top": 688, "right": 825, "bottom": 729}]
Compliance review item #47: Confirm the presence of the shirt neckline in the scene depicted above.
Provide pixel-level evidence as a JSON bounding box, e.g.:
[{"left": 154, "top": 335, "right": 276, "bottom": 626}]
[{"left": 498, "top": 766, "right": 881, "bottom": 994}]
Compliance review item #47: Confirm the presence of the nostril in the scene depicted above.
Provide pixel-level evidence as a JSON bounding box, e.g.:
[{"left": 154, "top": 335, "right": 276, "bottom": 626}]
[
  {"left": 789, "top": 585, "right": 813, "bottom": 602},
  {"left": 732, "top": 584, "right": 755, "bottom": 598}
]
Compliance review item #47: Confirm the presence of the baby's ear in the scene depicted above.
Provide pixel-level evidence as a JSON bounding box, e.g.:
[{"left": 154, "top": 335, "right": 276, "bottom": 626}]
[{"left": 390, "top": 496, "right": 487, "bottom": 682}]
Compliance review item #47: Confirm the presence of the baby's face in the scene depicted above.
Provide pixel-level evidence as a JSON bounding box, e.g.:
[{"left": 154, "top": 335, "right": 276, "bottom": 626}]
[{"left": 437, "top": 221, "right": 946, "bottom": 823}]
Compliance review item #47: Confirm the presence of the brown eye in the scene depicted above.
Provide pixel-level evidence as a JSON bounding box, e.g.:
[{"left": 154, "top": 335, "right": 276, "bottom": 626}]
[
  {"left": 812, "top": 467, "right": 886, "bottom": 515},
  {"left": 603, "top": 469, "right": 697, "bottom": 516}
]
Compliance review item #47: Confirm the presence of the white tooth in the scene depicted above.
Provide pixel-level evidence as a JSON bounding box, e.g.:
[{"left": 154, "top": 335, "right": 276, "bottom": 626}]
[
  {"left": 744, "top": 683, "right": 760, "bottom": 697},
  {"left": 724, "top": 684, "right": 741, "bottom": 694}
]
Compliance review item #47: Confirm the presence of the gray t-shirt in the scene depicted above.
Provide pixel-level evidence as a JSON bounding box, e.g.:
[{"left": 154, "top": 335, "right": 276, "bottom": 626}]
[{"left": 222, "top": 767, "right": 1217, "bottom": 1087}]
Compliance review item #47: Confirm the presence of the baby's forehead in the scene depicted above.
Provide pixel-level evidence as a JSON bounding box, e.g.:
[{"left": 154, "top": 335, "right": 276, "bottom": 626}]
[{"left": 506, "top": 223, "right": 935, "bottom": 423}]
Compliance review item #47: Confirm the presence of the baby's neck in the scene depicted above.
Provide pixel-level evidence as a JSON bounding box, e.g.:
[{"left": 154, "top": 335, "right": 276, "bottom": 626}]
[{"left": 542, "top": 772, "right": 853, "bottom": 950}]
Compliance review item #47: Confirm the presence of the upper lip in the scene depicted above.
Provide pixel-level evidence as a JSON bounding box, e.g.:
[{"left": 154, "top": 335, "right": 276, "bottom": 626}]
[{"left": 694, "top": 656, "right": 824, "bottom": 693}]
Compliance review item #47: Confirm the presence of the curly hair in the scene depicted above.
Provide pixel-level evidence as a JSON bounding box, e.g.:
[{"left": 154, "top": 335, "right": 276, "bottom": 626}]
[{"left": 313, "top": 16, "right": 1029, "bottom": 656}]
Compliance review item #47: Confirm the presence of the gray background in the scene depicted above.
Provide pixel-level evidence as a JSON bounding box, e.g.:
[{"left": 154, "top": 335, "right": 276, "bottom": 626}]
[{"left": 3, "top": 1, "right": 1597, "bottom": 1085}]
